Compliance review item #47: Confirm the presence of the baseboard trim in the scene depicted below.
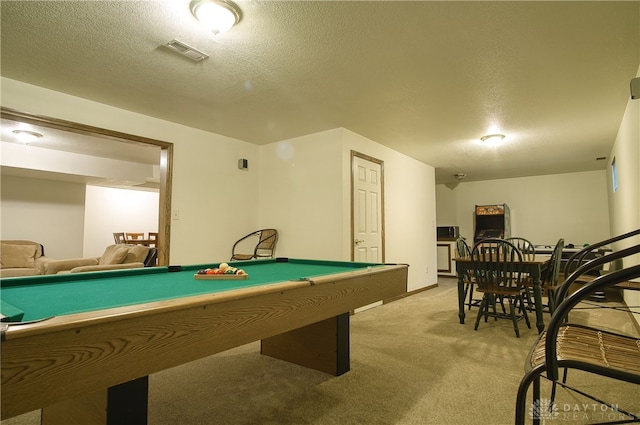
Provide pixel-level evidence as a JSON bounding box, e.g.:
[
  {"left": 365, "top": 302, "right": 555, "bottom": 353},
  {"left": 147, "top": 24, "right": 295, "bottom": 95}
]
[{"left": 384, "top": 283, "right": 439, "bottom": 304}]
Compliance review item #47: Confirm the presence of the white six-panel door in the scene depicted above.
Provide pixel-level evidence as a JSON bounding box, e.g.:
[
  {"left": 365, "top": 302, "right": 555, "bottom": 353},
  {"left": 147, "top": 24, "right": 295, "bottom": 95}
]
[{"left": 352, "top": 152, "right": 384, "bottom": 263}]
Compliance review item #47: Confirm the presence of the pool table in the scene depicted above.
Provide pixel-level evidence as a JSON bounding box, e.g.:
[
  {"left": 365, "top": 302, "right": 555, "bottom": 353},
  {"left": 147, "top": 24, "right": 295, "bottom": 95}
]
[{"left": 1, "top": 258, "right": 407, "bottom": 424}]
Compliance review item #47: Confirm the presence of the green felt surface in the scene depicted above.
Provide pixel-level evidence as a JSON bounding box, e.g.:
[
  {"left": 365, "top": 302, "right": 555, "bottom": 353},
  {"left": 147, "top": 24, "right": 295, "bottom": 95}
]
[{"left": 0, "top": 258, "right": 380, "bottom": 322}]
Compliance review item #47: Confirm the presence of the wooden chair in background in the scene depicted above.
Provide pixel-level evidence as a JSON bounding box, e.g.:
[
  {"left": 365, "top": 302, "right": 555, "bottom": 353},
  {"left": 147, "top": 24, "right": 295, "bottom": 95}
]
[
  {"left": 125, "top": 233, "right": 144, "bottom": 242},
  {"left": 113, "top": 232, "right": 126, "bottom": 244},
  {"left": 506, "top": 237, "right": 536, "bottom": 260},
  {"left": 147, "top": 232, "right": 159, "bottom": 248}
]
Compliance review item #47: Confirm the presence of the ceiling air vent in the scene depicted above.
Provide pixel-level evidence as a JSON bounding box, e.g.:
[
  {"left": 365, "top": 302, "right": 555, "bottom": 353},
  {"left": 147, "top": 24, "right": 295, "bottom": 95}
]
[{"left": 164, "top": 39, "right": 209, "bottom": 62}]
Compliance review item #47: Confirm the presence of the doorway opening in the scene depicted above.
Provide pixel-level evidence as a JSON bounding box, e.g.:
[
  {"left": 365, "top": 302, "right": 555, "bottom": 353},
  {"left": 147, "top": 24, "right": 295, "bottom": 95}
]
[{"left": 0, "top": 107, "right": 173, "bottom": 265}]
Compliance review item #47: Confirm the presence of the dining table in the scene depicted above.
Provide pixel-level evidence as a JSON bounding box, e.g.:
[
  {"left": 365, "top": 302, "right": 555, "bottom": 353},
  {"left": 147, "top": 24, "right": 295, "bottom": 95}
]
[
  {"left": 126, "top": 239, "right": 156, "bottom": 246},
  {"left": 453, "top": 254, "right": 552, "bottom": 334}
]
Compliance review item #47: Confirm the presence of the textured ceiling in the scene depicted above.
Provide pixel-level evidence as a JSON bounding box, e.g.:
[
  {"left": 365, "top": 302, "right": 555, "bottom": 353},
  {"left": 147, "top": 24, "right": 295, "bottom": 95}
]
[{"left": 1, "top": 1, "right": 639, "bottom": 184}]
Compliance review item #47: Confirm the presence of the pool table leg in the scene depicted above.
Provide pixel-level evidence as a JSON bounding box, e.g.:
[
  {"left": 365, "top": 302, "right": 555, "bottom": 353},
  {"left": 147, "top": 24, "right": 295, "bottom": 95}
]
[
  {"left": 41, "top": 376, "right": 148, "bottom": 425},
  {"left": 261, "top": 313, "right": 350, "bottom": 376}
]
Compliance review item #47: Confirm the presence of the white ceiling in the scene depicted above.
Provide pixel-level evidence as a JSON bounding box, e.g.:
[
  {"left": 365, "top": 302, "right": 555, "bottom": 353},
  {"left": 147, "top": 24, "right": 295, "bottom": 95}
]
[
  {"left": 1, "top": 117, "right": 162, "bottom": 189},
  {"left": 0, "top": 119, "right": 161, "bottom": 166},
  {"left": 1, "top": 1, "right": 638, "bottom": 184}
]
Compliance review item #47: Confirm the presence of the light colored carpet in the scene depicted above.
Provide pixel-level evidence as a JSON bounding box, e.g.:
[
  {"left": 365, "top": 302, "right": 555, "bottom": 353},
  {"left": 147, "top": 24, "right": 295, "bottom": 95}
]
[{"left": 3, "top": 278, "right": 638, "bottom": 424}]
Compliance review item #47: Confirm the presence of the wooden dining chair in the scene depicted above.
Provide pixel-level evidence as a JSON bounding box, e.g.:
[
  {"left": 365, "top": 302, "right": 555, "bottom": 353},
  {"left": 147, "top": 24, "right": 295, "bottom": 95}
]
[
  {"left": 505, "top": 237, "right": 536, "bottom": 260},
  {"left": 540, "top": 238, "right": 564, "bottom": 314},
  {"left": 506, "top": 237, "right": 537, "bottom": 307},
  {"left": 456, "top": 237, "right": 479, "bottom": 310},
  {"left": 113, "top": 232, "right": 126, "bottom": 244},
  {"left": 471, "top": 238, "right": 531, "bottom": 337},
  {"left": 147, "top": 232, "right": 159, "bottom": 247},
  {"left": 126, "top": 232, "right": 144, "bottom": 241}
]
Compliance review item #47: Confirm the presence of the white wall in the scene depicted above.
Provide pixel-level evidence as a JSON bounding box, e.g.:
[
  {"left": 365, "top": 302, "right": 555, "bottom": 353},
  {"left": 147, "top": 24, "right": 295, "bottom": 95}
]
[
  {"left": 169, "top": 129, "right": 260, "bottom": 264},
  {"left": 0, "top": 176, "right": 160, "bottom": 259},
  {"left": 341, "top": 129, "right": 437, "bottom": 291},
  {"left": 242, "top": 127, "right": 439, "bottom": 292},
  {"left": 83, "top": 186, "right": 159, "bottom": 257},
  {"left": 607, "top": 77, "right": 640, "bottom": 239},
  {"left": 1, "top": 77, "right": 261, "bottom": 265},
  {"left": 433, "top": 67, "right": 639, "bottom": 324},
  {"left": 259, "top": 128, "right": 437, "bottom": 291},
  {"left": 436, "top": 170, "right": 610, "bottom": 247},
  {"left": 0, "top": 175, "right": 85, "bottom": 258},
  {"left": 259, "top": 129, "right": 344, "bottom": 260},
  {"left": 1, "top": 78, "right": 437, "bottom": 293},
  {"left": 606, "top": 66, "right": 640, "bottom": 324}
]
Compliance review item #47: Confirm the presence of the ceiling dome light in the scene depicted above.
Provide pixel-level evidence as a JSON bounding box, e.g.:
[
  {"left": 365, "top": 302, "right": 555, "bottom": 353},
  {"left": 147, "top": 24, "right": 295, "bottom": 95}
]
[
  {"left": 12, "top": 129, "right": 43, "bottom": 144},
  {"left": 190, "top": 0, "right": 241, "bottom": 35},
  {"left": 480, "top": 133, "right": 506, "bottom": 144}
]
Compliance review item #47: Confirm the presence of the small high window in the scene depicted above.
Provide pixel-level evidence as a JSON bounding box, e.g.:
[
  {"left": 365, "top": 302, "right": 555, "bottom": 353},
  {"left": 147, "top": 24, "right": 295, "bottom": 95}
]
[{"left": 611, "top": 157, "right": 618, "bottom": 192}]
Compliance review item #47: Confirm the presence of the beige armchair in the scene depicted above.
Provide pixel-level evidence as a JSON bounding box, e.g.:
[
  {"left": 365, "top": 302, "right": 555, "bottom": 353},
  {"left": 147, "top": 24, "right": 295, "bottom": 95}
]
[
  {"left": 0, "top": 240, "right": 51, "bottom": 277},
  {"left": 44, "top": 244, "right": 157, "bottom": 275}
]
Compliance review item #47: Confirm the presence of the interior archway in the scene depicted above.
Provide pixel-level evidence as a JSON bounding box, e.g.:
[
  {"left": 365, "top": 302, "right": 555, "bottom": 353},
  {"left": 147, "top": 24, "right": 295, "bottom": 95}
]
[{"left": 0, "top": 107, "right": 173, "bottom": 265}]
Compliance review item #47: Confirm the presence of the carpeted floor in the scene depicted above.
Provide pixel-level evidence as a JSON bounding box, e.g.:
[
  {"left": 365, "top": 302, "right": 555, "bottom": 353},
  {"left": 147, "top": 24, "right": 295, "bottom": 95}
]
[{"left": 3, "top": 277, "right": 638, "bottom": 424}]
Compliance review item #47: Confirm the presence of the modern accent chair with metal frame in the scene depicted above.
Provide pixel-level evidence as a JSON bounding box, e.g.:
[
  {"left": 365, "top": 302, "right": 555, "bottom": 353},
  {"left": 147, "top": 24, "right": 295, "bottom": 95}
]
[
  {"left": 562, "top": 229, "right": 640, "bottom": 278},
  {"left": 230, "top": 229, "right": 278, "bottom": 261},
  {"left": 562, "top": 229, "right": 640, "bottom": 302},
  {"left": 515, "top": 235, "right": 640, "bottom": 425}
]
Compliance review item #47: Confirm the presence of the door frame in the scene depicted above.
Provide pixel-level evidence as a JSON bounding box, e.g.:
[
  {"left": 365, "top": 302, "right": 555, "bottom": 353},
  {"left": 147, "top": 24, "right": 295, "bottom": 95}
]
[
  {"left": 0, "top": 107, "right": 173, "bottom": 266},
  {"left": 350, "top": 150, "right": 385, "bottom": 262}
]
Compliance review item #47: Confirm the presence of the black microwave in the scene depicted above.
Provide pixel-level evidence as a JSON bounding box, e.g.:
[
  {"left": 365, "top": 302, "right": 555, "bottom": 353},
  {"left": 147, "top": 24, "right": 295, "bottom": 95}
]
[{"left": 437, "top": 226, "right": 460, "bottom": 239}]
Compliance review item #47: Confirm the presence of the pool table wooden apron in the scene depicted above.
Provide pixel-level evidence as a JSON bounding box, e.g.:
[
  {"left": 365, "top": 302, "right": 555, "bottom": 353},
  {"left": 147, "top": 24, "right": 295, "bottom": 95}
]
[{"left": 1, "top": 261, "right": 408, "bottom": 424}]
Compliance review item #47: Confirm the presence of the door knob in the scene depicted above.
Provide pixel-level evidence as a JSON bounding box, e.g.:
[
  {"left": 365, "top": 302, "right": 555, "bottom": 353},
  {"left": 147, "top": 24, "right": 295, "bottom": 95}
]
[{"left": 354, "top": 239, "right": 365, "bottom": 245}]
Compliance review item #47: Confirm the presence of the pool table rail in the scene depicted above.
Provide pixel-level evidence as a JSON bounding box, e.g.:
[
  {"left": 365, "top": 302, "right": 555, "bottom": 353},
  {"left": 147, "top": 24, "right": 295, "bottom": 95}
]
[{"left": 1, "top": 262, "right": 408, "bottom": 421}]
